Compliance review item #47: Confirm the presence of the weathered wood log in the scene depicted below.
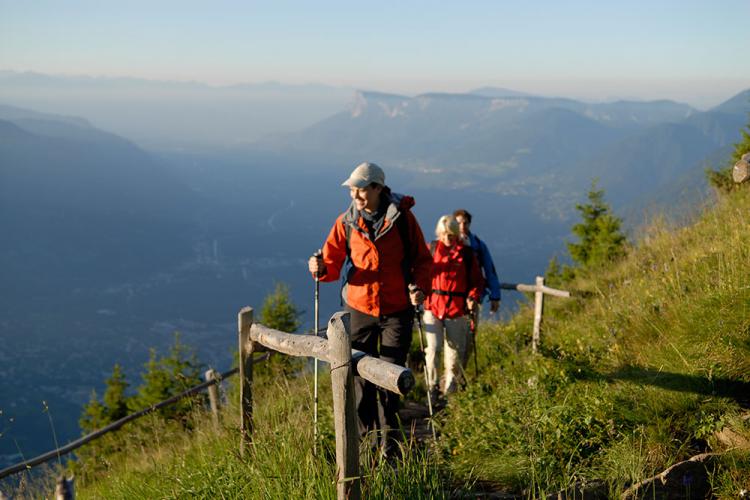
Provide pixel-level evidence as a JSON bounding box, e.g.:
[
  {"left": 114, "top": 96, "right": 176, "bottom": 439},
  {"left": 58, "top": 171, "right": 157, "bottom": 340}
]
[
  {"left": 734, "top": 153, "right": 750, "bottom": 183},
  {"left": 238, "top": 306, "right": 254, "bottom": 456},
  {"left": 205, "top": 369, "right": 220, "bottom": 430},
  {"left": 251, "top": 322, "right": 329, "bottom": 358},
  {"left": 532, "top": 276, "right": 545, "bottom": 353},
  {"left": 500, "top": 281, "right": 570, "bottom": 298},
  {"left": 249, "top": 323, "right": 414, "bottom": 395},
  {"left": 328, "top": 312, "right": 361, "bottom": 500}
]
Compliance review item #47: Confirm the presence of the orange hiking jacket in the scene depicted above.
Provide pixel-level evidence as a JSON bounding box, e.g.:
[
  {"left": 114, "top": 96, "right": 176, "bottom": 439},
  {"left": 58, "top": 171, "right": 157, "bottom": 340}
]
[{"left": 317, "top": 194, "right": 432, "bottom": 317}]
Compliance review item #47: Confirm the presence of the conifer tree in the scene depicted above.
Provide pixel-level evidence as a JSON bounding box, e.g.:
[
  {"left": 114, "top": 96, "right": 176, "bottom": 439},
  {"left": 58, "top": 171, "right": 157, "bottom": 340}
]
[
  {"left": 79, "top": 390, "right": 107, "bottom": 433},
  {"left": 730, "top": 119, "right": 750, "bottom": 164},
  {"left": 567, "top": 181, "right": 626, "bottom": 269},
  {"left": 102, "top": 363, "right": 130, "bottom": 421},
  {"left": 545, "top": 255, "right": 576, "bottom": 287},
  {"left": 129, "top": 333, "right": 203, "bottom": 420},
  {"left": 261, "top": 282, "right": 300, "bottom": 333},
  {"left": 259, "top": 282, "right": 303, "bottom": 376}
]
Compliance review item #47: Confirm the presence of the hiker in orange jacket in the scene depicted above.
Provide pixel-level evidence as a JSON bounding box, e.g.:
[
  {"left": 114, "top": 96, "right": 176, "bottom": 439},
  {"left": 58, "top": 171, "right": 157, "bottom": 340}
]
[
  {"left": 308, "top": 162, "right": 432, "bottom": 456},
  {"left": 424, "top": 215, "right": 483, "bottom": 400}
]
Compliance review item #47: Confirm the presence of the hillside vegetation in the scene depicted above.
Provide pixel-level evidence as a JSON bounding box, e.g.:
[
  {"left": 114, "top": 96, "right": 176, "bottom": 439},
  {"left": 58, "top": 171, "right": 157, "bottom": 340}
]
[{"left": 33, "top": 187, "right": 749, "bottom": 499}]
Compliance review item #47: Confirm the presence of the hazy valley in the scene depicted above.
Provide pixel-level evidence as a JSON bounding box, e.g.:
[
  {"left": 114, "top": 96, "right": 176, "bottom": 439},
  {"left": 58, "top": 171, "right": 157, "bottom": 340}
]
[{"left": 1, "top": 79, "right": 749, "bottom": 467}]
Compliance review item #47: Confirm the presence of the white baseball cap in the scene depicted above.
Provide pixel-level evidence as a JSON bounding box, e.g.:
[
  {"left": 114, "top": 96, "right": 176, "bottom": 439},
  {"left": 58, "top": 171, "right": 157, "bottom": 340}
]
[{"left": 341, "top": 162, "right": 385, "bottom": 188}]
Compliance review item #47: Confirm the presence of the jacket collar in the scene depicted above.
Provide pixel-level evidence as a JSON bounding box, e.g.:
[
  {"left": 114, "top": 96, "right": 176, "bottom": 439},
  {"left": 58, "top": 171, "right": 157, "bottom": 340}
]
[{"left": 342, "top": 189, "right": 409, "bottom": 241}]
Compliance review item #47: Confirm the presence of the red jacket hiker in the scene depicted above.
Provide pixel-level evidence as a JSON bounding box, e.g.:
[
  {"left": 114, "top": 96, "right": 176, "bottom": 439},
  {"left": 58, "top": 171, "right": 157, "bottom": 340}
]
[{"left": 425, "top": 240, "right": 484, "bottom": 320}]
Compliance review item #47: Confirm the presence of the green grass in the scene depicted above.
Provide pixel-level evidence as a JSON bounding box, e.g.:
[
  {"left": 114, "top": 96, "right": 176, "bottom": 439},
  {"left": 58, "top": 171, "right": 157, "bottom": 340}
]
[
  {"left": 439, "top": 188, "right": 750, "bottom": 497},
  {"left": 72, "top": 360, "right": 453, "bottom": 499},
  {"left": 33, "top": 188, "right": 750, "bottom": 498}
]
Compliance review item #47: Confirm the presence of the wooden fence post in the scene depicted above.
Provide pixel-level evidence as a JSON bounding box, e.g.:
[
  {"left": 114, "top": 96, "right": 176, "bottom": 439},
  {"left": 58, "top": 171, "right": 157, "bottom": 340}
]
[
  {"left": 532, "top": 276, "right": 545, "bottom": 353},
  {"left": 327, "top": 311, "right": 361, "bottom": 500},
  {"left": 238, "top": 306, "right": 254, "bottom": 456},
  {"left": 205, "top": 368, "right": 220, "bottom": 430},
  {"left": 55, "top": 475, "right": 74, "bottom": 500}
]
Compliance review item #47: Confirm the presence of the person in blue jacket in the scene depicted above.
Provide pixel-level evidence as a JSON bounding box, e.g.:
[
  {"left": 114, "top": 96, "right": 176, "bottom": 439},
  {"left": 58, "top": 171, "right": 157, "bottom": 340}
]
[{"left": 453, "top": 209, "right": 501, "bottom": 313}]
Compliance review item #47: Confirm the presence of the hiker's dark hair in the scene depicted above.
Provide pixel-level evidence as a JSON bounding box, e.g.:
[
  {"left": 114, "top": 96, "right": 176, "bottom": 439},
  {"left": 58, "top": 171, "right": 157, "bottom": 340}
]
[{"left": 453, "top": 209, "right": 472, "bottom": 223}]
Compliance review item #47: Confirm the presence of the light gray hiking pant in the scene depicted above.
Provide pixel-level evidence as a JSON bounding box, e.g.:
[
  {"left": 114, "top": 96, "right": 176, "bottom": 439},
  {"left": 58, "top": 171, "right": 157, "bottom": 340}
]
[{"left": 423, "top": 311, "right": 469, "bottom": 394}]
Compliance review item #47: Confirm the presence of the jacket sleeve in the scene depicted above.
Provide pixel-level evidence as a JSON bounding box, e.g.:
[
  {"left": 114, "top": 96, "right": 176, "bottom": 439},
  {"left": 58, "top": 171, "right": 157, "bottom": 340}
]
[
  {"left": 316, "top": 214, "right": 348, "bottom": 283},
  {"left": 479, "top": 238, "right": 501, "bottom": 300},
  {"left": 468, "top": 248, "right": 484, "bottom": 302},
  {"left": 407, "top": 211, "right": 433, "bottom": 293}
]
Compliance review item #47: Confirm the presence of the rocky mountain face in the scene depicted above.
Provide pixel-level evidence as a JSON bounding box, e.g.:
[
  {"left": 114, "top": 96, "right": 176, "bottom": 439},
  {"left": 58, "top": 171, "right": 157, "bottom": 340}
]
[{"left": 263, "top": 89, "right": 748, "bottom": 213}]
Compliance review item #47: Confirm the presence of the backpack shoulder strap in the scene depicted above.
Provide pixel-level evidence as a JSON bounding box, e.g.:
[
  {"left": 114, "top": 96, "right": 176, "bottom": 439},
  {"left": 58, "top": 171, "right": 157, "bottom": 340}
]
[
  {"left": 396, "top": 211, "right": 413, "bottom": 284},
  {"left": 344, "top": 219, "right": 352, "bottom": 259},
  {"left": 462, "top": 245, "right": 475, "bottom": 286}
]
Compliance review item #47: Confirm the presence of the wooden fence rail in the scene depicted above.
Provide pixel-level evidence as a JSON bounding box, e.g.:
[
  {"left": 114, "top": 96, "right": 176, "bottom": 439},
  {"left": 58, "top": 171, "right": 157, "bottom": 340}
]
[
  {"left": 237, "top": 306, "right": 415, "bottom": 500},
  {"left": 0, "top": 360, "right": 265, "bottom": 482},
  {"left": 3, "top": 304, "right": 412, "bottom": 500},
  {"left": 500, "top": 276, "right": 570, "bottom": 353}
]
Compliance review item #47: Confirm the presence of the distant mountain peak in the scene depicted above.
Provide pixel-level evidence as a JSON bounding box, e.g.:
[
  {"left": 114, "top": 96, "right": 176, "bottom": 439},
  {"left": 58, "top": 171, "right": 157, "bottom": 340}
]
[
  {"left": 0, "top": 103, "right": 94, "bottom": 129},
  {"left": 349, "top": 90, "right": 411, "bottom": 118},
  {"left": 711, "top": 88, "right": 750, "bottom": 115},
  {"left": 469, "top": 86, "right": 534, "bottom": 98}
]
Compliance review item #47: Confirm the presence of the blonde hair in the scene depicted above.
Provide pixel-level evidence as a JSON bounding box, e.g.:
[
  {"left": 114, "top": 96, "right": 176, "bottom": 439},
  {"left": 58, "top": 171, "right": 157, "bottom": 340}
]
[{"left": 435, "top": 215, "right": 460, "bottom": 238}]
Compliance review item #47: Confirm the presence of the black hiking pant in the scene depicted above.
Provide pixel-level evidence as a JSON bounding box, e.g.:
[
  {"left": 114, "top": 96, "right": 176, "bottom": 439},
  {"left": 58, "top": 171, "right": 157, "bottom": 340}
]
[{"left": 345, "top": 305, "right": 413, "bottom": 455}]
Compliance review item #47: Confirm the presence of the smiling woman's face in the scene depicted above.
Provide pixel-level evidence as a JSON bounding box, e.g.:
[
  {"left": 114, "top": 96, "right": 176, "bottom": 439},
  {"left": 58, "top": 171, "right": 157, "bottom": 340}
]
[
  {"left": 350, "top": 184, "right": 382, "bottom": 213},
  {"left": 438, "top": 231, "right": 457, "bottom": 247}
]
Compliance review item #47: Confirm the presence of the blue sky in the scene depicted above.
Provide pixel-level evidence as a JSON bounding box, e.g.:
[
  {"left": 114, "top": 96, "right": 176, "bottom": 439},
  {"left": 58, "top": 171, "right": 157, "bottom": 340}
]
[{"left": 2, "top": 0, "right": 749, "bottom": 107}]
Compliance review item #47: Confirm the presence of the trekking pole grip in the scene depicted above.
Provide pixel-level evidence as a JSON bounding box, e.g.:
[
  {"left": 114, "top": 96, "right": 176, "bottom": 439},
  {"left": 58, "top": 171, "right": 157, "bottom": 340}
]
[{"left": 313, "top": 249, "right": 323, "bottom": 280}]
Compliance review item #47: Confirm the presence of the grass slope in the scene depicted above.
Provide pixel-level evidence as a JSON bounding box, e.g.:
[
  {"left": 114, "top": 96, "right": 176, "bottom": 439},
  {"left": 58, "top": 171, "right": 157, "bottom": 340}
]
[
  {"left": 22, "top": 188, "right": 749, "bottom": 499},
  {"left": 442, "top": 188, "right": 750, "bottom": 497}
]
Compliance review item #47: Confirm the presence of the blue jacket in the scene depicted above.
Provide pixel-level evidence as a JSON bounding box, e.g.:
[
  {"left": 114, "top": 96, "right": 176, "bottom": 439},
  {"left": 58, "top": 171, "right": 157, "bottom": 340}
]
[{"left": 466, "top": 232, "right": 501, "bottom": 302}]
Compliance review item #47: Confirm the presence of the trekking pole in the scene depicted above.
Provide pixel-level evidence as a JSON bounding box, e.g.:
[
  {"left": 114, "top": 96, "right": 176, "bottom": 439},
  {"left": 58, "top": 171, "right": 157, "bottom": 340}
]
[
  {"left": 410, "top": 286, "right": 437, "bottom": 441},
  {"left": 470, "top": 308, "right": 479, "bottom": 379},
  {"left": 313, "top": 249, "right": 322, "bottom": 455}
]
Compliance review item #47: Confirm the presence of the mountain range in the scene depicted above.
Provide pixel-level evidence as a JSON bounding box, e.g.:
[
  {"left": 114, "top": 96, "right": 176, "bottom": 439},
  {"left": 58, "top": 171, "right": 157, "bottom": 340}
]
[
  {"left": 264, "top": 88, "right": 750, "bottom": 213},
  {"left": 0, "top": 70, "right": 352, "bottom": 149}
]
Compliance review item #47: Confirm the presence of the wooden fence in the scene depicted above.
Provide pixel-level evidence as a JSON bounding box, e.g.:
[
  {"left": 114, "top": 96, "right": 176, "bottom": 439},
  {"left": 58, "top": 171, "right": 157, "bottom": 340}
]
[
  {"left": 237, "top": 306, "right": 414, "bottom": 500},
  {"left": 0, "top": 352, "right": 272, "bottom": 500},
  {"left": 1, "top": 306, "right": 412, "bottom": 500},
  {"left": 500, "top": 276, "right": 570, "bottom": 352},
  {"left": 2, "top": 284, "right": 559, "bottom": 499}
]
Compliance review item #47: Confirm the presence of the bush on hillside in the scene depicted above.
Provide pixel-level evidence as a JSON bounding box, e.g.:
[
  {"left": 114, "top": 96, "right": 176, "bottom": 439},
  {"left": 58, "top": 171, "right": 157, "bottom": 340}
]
[
  {"left": 75, "top": 334, "right": 205, "bottom": 478},
  {"left": 260, "top": 282, "right": 301, "bottom": 333},
  {"left": 259, "top": 282, "right": 305, "bottom": 377},
  {"left": 568, "top": 180, "right": 627, "bottom": 269},
  {"left": 547, "top": 181, "right": 626, "bottom": 286},
  {"left": 129, "top": 333, "right": 204, "bottom": 421},
  {"left": 79, "top": 333, "right": 204, "bottom": 433},
  {"left": 79, "top": 363, "right": 130, "bottom": 434}
]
